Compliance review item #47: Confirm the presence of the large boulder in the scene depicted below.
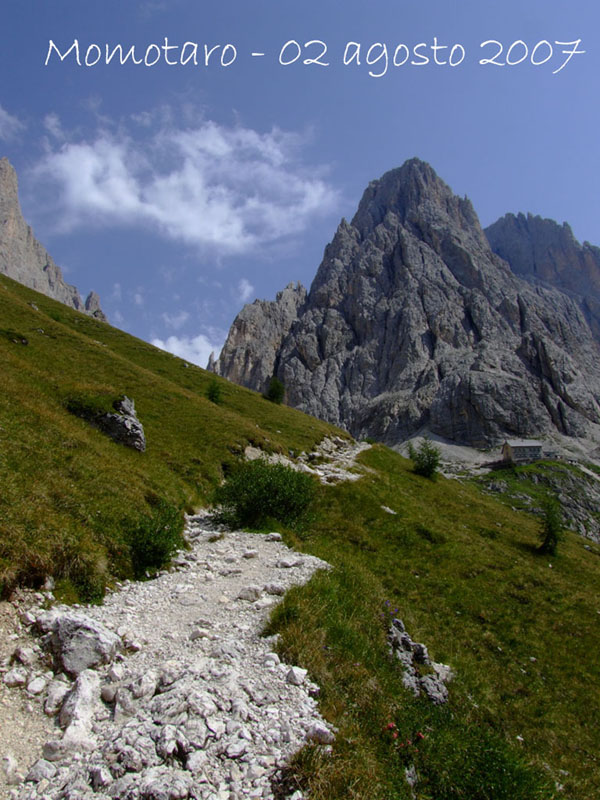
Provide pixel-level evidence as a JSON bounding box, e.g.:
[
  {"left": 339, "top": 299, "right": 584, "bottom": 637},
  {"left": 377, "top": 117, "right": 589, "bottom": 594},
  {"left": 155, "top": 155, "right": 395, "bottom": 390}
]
[{"left": 36, "top": 609, "right": 122, "bottom": 676}]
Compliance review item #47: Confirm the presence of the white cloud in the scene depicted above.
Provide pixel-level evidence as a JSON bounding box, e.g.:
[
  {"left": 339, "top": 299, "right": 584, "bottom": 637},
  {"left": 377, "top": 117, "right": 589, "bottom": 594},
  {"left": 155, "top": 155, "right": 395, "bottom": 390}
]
[
  {"left": 237, "top": 278, "right": 254, "bottom": 303},
  {"left": 33, "top": 112, "right": 339, "bottom": 255},
  {"left": 161, "top": 310, "right": 189, "bottom": 330},
  {"left": 111, "top": 282, "right": 122, "bottom": 302},
  {"left": 43, "top": 113, "right": 65, "bottom": 142},
  {"left": 151, "top": 332, "right": 225, "bottom": 368},
  {"left": 134, "top": 292, "right": 144, "bottom": 306},
  {"left": 0, "top": 105, "right": 24, "bottom": 141}
]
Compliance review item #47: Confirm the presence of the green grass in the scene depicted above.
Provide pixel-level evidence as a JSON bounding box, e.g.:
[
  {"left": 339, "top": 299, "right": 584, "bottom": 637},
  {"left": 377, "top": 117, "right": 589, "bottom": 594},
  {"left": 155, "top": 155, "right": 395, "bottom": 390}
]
[
  {"left": 0, "top": 274, "right": 337, "bottom": 597},
  {"left": 1, "top": 274, "right": 599, "bottom": 798},
  {"left": 267, "top": 446, "right": 599, "bottom": 799}
]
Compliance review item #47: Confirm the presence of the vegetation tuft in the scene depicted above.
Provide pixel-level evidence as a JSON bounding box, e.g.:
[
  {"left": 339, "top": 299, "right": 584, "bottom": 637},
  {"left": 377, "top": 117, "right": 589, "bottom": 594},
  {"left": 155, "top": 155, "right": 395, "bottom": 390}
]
[
  {"left": 206, "top": 378, "right": 223, "bottom": 405},
  {"left": 123, "top": 495, "right": 184, "bottom": 579},
  {"left": 264, "top": 375, "right": 285, "bottom": 404},
  {"left": 537, "top": 497, "right": 563, "bottom": 556},
  {"left": 212, "top": 459, "right": 316, "bottom": 529},
  {"left": 408, "top": 437, "right": 441, "bottom": 479}
]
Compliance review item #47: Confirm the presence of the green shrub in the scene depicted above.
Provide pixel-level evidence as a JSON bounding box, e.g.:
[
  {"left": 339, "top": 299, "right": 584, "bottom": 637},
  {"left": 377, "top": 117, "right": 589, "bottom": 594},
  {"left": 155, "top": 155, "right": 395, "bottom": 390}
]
[
  {"left": 264, "top": 376, "right": 285, "bottom": 404},
  {"left": 538, "top": 497, "right": 563, "bottom": 556},
  {"left": 123, "top": 496, "right": 184, "bottom": 579},
  {"left": 408, "top": 437, "right": 441, "bottom": 479},
  {"left": 213, "top": 459, "right": 316, "bottom": 528},
  {"left": 206, "top": 379, "right": 223, "bottom": 405}
]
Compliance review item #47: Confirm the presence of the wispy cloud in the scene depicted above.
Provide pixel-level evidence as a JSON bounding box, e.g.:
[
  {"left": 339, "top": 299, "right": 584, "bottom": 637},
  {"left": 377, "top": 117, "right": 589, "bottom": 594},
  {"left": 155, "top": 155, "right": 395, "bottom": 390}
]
[
  {"left": 33, "top": 110, "right": 340, "bottom": 256},
  {"left": 161, "top": 310, "right": 190, "bottom": 330},
  {"left": 237, "top": 278, "right": 254, "bottom": 303},
  {"left": 151, "top": 331, "right": 225, "bottom": 368},
  {"left": 0, "top": 105, "right": 24, "bottom": 142}
]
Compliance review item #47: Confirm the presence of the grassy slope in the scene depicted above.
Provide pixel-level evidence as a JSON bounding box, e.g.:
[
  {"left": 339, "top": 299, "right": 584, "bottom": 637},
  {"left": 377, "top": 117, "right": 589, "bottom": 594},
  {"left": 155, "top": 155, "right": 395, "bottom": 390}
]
[
  {"left": 271, "top": 447, "right": 600, "bottom": 799},
  {"left": 1, "top": 274, "right": 599, "bottom": 798},
  {"left": 0, "top": 274, "right": 337, "bottom": 595}
]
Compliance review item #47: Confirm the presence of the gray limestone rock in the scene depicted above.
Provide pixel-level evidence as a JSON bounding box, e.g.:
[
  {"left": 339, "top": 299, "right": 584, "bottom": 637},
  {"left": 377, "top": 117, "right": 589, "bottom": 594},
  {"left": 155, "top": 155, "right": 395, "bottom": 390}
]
[
  {"left": 485, "top": 212, "right": 600, "bottom": 341},
  {"left": 0, "top": 158, "right": 106, "bottom": 319},
  {"left": 3, "top": 667, "right": 27, "bottom": 687},
  {"left": 97, "top": 396, "right": 146, "bottom": 452},
  {"left": 388, "top": 620, "right": 452, "bottom": 704},
  {"left": 44, "top": 679, "right": 71, "bottom": 715},
  {"left": 36, "top": 609, "right": 122, "bottom": 675},
  {"left": 209, "top": 282, "right": 306, "bottom": 386},
  {"left": 25, "top": 759, "right": 57, "bottom": 783},
  {"left": 306, "top": 722, "right": 335, "bottom": 745},
  {"left": 59, "top": 669, "right": 100, "bottom": 736},
  {"left": 214, "top": 159, "right": 600, "bottom": 449}
]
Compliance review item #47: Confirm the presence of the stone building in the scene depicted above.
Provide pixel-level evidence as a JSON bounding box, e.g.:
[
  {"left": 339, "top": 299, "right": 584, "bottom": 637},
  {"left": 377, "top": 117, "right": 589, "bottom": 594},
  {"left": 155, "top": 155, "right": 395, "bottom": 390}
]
[{"left": 501, "top": 439, "right": 543, "bottom": 464}]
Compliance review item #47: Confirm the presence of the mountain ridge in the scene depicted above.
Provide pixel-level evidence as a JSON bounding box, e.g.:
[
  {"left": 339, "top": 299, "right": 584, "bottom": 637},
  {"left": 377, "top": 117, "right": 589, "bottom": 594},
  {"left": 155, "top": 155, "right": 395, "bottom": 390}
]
[
  {"left": 0, "top": 157, "right": 105, "bottom": 321},
  {"left": 211, "top": 159, "right": 600, "bottom": 451}
]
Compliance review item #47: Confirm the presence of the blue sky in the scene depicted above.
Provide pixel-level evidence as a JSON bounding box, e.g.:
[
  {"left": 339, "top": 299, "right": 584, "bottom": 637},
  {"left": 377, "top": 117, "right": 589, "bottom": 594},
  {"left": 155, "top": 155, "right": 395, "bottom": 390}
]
[{"left": 1, "top": 1, "right": 598, "bottom": 365}]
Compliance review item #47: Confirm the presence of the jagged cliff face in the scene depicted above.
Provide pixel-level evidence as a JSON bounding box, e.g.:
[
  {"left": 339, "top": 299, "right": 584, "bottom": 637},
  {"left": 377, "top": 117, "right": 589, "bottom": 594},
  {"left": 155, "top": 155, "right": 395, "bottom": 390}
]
[
  {"left": 212, "top": 159, "right": 600, "bottom": 447},
  {"left": 0, "top": 158, "right": 106, "bottom": 320},
  {"left": 210, "top": 283, "right": 306, "bottom": 391},
  {"left": 485, "top": 212, "right": 600, "bottom": 341}
]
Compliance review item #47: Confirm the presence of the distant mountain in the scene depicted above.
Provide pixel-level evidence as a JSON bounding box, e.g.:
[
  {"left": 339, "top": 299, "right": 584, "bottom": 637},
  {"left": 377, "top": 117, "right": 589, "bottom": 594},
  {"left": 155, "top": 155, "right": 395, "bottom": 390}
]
[
  {"left": 0, "top": 157, "right": 105, "bottom": 320},
  {"left": 485, "top": 212, "right": 600, "bottom": 341},
  {"left": 211, "top": 159, "right": 600, "bottom": 449}
]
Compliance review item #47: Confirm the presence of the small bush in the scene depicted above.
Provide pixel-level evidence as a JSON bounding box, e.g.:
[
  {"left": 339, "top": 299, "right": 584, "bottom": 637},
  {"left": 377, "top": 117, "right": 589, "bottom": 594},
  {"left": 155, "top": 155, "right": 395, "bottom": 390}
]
[
  {"left": 206, "top": 379, "right": 223, "bottom": 405},
  {"left": 408, "top": 437, "right": 441, "bottom": 479},
  {"left": 213, "top": 459, "right": 316, "bottom": 528},
  {"left": 538, "top": 497, "right": 563, "bottom": 556},
  {"left": 123, "top": 496, "right": 184, "bottom": 579},
  {"left": 264, "top": 376, "right": 285, "bottom": 404}
]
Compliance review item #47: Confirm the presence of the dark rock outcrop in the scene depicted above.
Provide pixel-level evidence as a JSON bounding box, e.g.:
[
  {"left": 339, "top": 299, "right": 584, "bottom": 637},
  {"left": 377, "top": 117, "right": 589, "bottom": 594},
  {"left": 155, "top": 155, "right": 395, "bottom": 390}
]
[
  {"left": 485, "top": 212, "right": 600, "bottom": 340},
  {"left": 98, "top": 396, "right": 146, "bottom": 452},
  {"left": 0, "top": 157, "right": 106, "bottom": 320},
  {"left": 212, "top": 159, "right": 600, "bottom": 447}
]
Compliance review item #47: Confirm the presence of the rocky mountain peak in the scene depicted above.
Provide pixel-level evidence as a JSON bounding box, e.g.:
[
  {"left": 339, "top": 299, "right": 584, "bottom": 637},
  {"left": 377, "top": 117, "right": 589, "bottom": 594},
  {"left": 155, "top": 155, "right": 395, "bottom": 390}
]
[
  {"left": 213, "top": 159, "right": 600, "bottom": 450},
  {"left": 0, "top": 157, "right": 106, "bottom": 320},
  {"left": 351, "top": 158, "right": 482, "bottom": 245}
]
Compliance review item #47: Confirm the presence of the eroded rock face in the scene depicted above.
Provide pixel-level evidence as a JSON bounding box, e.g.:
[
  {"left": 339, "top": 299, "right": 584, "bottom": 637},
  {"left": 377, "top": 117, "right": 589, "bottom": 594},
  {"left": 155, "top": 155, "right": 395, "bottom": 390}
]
[
  {"left": 209, "top": 282, "right": 306, "bottom": 393},
  {"left": 0, "top": 157, "right": 106, "bottom": 320},
  {"left": 213, "top": 159, "right": 600, "bottom": 447},
  {"left": 485, "top": 212, "right": 600, "bottom": 341}
]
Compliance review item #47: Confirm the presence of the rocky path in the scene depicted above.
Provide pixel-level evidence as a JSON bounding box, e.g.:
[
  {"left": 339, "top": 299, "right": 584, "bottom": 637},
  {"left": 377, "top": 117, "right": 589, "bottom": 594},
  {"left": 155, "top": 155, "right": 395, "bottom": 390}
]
[
  {"left": 1, "top": 515, "right": 333, "bottom": 800},
  {"left": 1, "top": 437, "right": 372, "bottom": 800}
]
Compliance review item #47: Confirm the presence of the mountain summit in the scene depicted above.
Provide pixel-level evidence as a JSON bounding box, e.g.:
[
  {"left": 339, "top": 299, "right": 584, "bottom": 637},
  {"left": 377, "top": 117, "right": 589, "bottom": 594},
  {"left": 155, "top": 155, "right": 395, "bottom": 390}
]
[
  {"left": 211, "top": 159, "right": 600, "bottom": 448},
  {"left": 0, "top": 157, "right": 105, "bottom": 320}
]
